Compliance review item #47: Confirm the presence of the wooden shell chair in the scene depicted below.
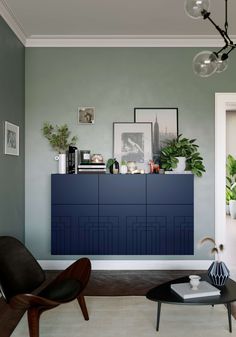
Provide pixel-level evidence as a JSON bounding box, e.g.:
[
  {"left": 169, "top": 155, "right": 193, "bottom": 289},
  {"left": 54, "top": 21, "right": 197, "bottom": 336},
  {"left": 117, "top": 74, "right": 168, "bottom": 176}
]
[{"left": 0, "top": 236, "right": 91, "bottom": 337}]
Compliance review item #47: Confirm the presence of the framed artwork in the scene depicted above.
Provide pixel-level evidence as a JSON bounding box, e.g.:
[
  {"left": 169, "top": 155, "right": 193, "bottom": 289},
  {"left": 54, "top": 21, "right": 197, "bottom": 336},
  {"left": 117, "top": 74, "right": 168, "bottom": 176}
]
[
  {"left": 78, "top": 107, "right": 95, "bottom": 124},
  {"left": 113, "top": 122, "right": 152, "bottom": 171},
  {"left": 4, "top": 121, "right": 19, "bottom": 156},
  {"left": 134, "top": 107, "right": 178, "bottom": 161}
]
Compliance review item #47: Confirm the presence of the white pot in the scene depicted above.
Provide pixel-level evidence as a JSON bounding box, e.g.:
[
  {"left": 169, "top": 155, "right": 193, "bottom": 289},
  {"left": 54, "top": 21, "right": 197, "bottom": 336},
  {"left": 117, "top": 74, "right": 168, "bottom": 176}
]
[
  {"left": 229, "top": 200, "right": 236, "bottom": 219},
  {"left": 172, "top": 157, "right": 186, "bottom": 173},
  {"left": 120, "top": 165, "right": 128, "bottom": 174},
  {"left": 56, "top": 153, "right": 66, "bottom": 174}
]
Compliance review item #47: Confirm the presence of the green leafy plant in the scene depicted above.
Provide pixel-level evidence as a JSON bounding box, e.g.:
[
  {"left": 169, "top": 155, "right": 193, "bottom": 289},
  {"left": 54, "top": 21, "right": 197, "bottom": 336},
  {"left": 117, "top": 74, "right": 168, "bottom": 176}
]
[
  {"left": 199, "top": 237, "right": 224, "bottom": 261},
  {"left": 226, "top": 154, "right": 236, "bottom": 203},
  {"left": 121, "top": 160, "right": 127, "bottom": 166},
  {"left": 42, "top": 122, "right": 78, "bottom": 153},
  {"left": 106, "top": 158, "right": 116, "bottom": 169},
  {"left": 160, "top": 134, "right": 205, "bottom": 177}
]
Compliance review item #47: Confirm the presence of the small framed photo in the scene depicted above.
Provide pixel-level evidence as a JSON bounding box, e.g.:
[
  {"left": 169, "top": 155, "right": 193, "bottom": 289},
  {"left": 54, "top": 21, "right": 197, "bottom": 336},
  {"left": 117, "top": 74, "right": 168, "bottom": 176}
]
[
  {"left": 113, "top": 122, "right": 152, "bottom": 171},
  {"left": 78, "top": 107, "right": 95, "bottom": 124},
  {"left": 134, "top": 107, "right": 178, "bottom": 161},
  {"left": 4, "top": 121, "right": 19, "bottom": 156}
]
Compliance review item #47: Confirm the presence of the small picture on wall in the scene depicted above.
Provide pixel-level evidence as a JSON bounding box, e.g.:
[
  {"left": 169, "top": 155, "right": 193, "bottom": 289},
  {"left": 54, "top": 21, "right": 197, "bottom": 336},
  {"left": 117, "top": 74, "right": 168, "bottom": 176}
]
[
  {"left": 78, "top": 107, "right": 95, "bottom": 124},
  {"left": 4, "top": 121, "right": 19, "bottom": 156}
]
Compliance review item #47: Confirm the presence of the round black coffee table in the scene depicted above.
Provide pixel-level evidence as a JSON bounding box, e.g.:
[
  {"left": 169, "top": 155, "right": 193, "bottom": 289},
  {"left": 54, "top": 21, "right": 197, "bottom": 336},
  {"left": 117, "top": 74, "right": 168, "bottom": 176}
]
[{"left": 146, "top": 274, "right": 236, "bottom": 333}]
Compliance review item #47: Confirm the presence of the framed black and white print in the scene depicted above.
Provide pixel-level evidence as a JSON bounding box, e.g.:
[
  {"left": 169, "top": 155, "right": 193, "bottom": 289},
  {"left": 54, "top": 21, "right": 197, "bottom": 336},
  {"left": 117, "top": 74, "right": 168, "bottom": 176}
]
[
  {"left": 113, "top": 122, "right": 152, "bottom": 171},
  {"left": 134, "top": 107, "right": 178, "bottom": 161},
  {"left": 78, "top": 107, "right": 95, "bottom": 124},
  {"left": 4, "top": 121, "right": 19, "bottom": 156}
]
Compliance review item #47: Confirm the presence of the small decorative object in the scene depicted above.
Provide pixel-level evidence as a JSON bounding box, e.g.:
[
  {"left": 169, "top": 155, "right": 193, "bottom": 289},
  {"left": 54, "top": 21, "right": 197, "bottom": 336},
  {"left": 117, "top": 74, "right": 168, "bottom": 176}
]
[
  {"left": 113, "top": 122, "right": 152, "bottom": 172},
  {"left": 200, "top": 237, "right": 229, "bottom": 286},
  {"left": 134, "top": 107, "right": 178, "bottom": 162},
  {"left": 106, "top": 158, "right": 119, "bottom": 174},
  {"left": 127, "top": 161, "right": 137, "bottom": 173},
  {"left": 42, "top": 123, "right": 78, "bottom": 174},
  {"left": 149, "top": 160, "right": 160, "bottom": 174},
  {"left": 78, "top": 107, "right": 95, "bottom": 124},
  {"left": 4, "top": 121, "right": 19, "bottom": 156},
  {"left": 120, "top": 160, "right": 128, "bottom": 174},
  {"left": 91, "top": 154, "right": 104, "bottom": 163},
  {"left": 80, "top": 150, "right": 91, "bottom": 164},
  {"left": 160, "top": 134, "right": 206, "bottom": 177},
  {"left": 189, "top": 275, "right": 201, "bottom": 290}
]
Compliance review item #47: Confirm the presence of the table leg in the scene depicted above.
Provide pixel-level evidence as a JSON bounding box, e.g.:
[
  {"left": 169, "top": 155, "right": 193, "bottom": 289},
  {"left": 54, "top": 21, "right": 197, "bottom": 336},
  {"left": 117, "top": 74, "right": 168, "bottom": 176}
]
[
  {"left": 226, "top": 303, "right": 232, "bottom": 333},
  {"left": 156, "top": 301, "right": 162, "bottom": 331}
]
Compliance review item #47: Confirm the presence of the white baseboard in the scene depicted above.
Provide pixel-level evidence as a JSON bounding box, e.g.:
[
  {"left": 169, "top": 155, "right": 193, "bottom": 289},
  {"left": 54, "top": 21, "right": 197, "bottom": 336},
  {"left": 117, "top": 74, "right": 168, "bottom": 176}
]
[{"left": 38, "top": 260, "right": 213, "bottom": 271}]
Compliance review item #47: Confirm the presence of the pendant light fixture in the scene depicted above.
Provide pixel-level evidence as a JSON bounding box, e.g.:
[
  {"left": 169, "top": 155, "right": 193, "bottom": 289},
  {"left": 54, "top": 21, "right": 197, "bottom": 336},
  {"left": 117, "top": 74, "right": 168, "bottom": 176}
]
[{"left": 185, "top": 0, "right": 235, "bottom": 77}]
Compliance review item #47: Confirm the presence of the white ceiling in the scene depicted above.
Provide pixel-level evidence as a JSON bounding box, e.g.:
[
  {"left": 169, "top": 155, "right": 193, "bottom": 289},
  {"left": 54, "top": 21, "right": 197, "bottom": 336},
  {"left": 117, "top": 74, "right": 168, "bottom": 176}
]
[{"left": 1, "top": 0, "right": 236, "bottom": 46}]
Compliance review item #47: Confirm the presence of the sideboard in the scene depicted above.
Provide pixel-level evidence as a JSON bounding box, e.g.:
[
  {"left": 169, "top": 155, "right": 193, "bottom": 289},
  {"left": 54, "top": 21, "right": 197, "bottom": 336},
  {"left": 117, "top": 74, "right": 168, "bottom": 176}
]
[{"left": 51, "top": 174, "right": 194, "bottom": 255}]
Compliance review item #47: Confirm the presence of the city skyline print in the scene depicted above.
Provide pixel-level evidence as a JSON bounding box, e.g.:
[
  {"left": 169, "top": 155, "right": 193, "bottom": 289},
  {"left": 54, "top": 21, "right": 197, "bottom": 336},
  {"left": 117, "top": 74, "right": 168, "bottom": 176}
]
[{"left": 134, "top": 108, "right": 178, "bottom": 161}]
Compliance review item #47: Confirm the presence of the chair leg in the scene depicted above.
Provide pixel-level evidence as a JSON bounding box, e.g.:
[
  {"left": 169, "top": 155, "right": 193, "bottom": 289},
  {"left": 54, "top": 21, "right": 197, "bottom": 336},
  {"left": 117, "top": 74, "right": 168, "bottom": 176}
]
[
  {"left": 77, "top": 295, "right": 89, "bottom": 320},
  {"left": 27, "top": 307, "right": 41, "bottom": 337}
]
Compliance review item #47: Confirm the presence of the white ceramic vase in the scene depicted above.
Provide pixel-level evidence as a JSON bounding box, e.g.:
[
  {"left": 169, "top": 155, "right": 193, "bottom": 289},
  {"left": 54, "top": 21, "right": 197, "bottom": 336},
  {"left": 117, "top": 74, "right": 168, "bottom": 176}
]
[
  {"left": 120, "top": 165, "right": 128, "bottom": 174},
  {"left": 56, "top": 153, "right": 66, "bottom": 174},
  {"left": 172, "top": 157, "right": 186, "bottom": 173},
  {"left": 229, "top": 200, "right": 236, "bottom": 219}
]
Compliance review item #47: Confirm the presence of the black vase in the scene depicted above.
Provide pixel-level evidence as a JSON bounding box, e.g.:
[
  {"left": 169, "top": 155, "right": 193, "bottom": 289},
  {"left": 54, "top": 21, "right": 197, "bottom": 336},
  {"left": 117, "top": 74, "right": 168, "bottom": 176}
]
[
  {"left": 208, "top": 261, "right": 230, "bottom": 286},
  {"left": 109, "top": 160, "right": 119, "bottom": 174}
]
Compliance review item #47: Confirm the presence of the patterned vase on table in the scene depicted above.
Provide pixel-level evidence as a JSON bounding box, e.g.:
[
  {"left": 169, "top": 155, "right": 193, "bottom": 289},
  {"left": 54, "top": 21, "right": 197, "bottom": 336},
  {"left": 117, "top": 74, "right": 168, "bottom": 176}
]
[{"left": 208, "top": 261, "right": 230, "bottom": 286}]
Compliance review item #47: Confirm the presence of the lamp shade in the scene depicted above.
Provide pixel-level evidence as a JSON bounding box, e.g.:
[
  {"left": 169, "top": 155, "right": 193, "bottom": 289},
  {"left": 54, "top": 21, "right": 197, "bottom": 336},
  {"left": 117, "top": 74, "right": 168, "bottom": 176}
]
[
  {"left": 216, "top": 54, "right": 228, "bottom": 73},
  {"left": 192, "top": 51, "right": 217, "bottom": 77},
  {"left": 185, "top": 0, "right": 210, "bottom": 19}
]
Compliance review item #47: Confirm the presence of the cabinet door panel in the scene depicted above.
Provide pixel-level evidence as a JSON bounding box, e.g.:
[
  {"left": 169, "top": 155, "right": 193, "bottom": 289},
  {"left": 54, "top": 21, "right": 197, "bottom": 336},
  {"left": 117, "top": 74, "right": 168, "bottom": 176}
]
[
  {"left": 147, "top": 205, "right": 193, "bottom": 255},
  {"left": 99, "top": 205, "right": 146, "bottom": 254},
  {"left": 99, "top": 175, "right": 146, "bottom": 204},
  {"left": 52, "top": 205, "right": 99, "bottom": 254},
  {"left": 51, "top": 174, "right": 98, "bottom": 204},
  {"left": 147, "top": 175, "right": 193, "bottom": 204}
]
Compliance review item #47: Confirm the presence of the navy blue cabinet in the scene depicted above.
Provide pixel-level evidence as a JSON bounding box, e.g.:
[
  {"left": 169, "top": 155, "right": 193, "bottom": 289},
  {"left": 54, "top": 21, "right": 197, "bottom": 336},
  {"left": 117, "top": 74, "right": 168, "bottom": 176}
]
[{"left": 51, "top": 174, "right": 194, "bottom": 255}]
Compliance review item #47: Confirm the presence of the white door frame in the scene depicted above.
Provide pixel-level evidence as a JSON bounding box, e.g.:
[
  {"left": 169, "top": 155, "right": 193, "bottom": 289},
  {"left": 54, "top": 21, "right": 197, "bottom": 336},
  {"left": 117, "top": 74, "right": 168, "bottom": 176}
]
[{"left": 215, "top": 93, "right": 236, "bottom": 248}]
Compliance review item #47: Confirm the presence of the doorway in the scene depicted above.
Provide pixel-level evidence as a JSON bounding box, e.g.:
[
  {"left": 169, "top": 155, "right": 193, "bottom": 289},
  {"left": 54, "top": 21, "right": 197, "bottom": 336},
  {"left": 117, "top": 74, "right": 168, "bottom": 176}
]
[{"left": 215, "top": 93, "right": 236, "bottom": 279}]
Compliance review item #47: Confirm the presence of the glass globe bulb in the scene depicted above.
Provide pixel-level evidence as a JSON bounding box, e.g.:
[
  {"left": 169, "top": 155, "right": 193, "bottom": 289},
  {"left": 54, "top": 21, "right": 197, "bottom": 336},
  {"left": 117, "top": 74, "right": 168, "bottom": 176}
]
[
  {"left": 216, "top": 54, "right": 228, "bottom": 73},
  {"left": 185, "top": 0, "right": 210, "bottom": 19},
  {"left": 192, "top": 51, "right": 217, "bottom": 77}
]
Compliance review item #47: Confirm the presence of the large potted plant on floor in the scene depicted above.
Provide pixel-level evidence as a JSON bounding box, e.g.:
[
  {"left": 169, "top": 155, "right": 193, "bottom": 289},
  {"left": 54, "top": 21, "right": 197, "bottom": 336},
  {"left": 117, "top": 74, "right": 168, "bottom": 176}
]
[
  {"left": 42, "top": 122, "right": 78, "bottom": 173},
  {"left": 160, "top": 134, "right": 205, "bottom": 176},
  {"left": 226, "top": 154, "right": 236, "bottom": 217}
]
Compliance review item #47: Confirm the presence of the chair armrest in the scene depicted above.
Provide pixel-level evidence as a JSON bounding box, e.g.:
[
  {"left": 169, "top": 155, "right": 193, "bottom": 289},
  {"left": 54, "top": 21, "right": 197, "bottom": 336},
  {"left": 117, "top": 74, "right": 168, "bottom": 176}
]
[{"left": 9, "top": 293, "right": 60, "bottom": 310}]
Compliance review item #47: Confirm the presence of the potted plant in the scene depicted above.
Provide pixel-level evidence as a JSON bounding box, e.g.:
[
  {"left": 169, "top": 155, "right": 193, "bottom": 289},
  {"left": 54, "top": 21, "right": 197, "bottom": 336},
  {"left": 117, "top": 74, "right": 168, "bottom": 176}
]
[
  {"left": 226, "top": 154, "right": 236, "bottom": 216},
  {"left": 160, "top": 134, "right": 205, "bottom": 176},
  {"left": 106, "top": 158, "right": 119, "bottom": 174},
  {"left": 200, "top": 237, "right": 229, "bottom": 286},
  {"left": 120, "top": 160, "right": 128, "bottom": 174},
  {"left": 42, "top": 122, "right": 78, "bottom": 173}
]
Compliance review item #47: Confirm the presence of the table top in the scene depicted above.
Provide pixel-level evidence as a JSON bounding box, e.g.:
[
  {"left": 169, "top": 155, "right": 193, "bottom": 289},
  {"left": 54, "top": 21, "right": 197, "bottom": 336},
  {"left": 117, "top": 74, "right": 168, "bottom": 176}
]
[{"left": 146, "top": 274, "right": 236, "bottom": 305}]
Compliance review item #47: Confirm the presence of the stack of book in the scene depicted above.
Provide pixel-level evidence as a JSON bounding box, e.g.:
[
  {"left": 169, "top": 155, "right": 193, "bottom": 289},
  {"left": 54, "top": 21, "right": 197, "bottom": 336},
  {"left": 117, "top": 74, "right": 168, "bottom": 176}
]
[{"left": 78, "top": 162, "right": 106, "bottom": 174}]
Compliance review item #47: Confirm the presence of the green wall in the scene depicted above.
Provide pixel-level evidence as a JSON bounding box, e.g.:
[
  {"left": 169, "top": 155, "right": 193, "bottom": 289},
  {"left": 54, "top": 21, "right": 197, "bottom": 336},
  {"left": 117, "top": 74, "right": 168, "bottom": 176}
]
[
  {"left": 25, "top": 47, "right": 236, "bottom": 260},
  {"left": 0, "top": 17, "right": 25, "bottom": 240}
]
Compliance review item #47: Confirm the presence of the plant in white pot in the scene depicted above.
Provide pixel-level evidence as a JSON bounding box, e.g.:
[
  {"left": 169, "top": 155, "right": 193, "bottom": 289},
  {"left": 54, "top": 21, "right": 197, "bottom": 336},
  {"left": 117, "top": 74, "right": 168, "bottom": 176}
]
[
  {"left": 226, "top": 154, "right": 236, "bottom": 216},
  {"left": 160, "top": 134, "right": 205, "bottom": 176},
  {"left": 42, "top": 122, "right": 78, "bottom": 174}
]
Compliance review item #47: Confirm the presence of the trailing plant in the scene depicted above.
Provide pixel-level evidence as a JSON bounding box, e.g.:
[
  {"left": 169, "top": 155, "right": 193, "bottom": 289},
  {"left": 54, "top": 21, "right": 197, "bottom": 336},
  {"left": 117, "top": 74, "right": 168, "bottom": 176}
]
[
  {"left": 106, "top": 158, "right": 116, "bottom": 169},
  {"left": 199, "top": 237, "right": 224, "bottom": 262},
  {"left": 160, "top": 134, "right": 205, "bottom": 177},
  {"left": 42, "top": 122, "right": 78, "bottom": 153}
]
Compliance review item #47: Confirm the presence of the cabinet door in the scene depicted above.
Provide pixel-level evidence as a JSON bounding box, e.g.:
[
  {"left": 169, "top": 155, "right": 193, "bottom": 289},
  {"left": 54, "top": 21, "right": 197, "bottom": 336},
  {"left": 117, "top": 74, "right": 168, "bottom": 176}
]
[
  {"left": 147, "top": 205, "right": 193, "bottom": 255},
  {"left": 99, "top": 175, "right": 146, "bottom": 204},
  {"left": 51, "top": 174, "right": 99, "bottom": 204},
  {"left": 99, "top": 205, "right": 146, "bottom": 254},
  {"left": 52, "top": 205, "right": 99, "bottom": 254},
  {"left": 147, "top": 175, "right": 193, "bottom": 205}
]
